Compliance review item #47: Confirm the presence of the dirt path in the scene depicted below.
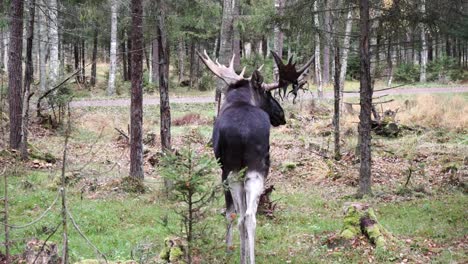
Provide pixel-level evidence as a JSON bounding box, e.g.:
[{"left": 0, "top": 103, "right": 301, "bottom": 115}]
[{"left": 70, "top": 86, "right": 468, "bottom": 108}]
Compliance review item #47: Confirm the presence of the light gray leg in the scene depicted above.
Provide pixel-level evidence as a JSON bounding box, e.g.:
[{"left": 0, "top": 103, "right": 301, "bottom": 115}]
[
  {"left": 244, "top": 171, "right": 264, "bottom": 264},
  {"left": 225, "top": 203, "right": 235, "bottom": 252},
  {"left": 228, "top": 172, "right": 247, "bottom": 264}
]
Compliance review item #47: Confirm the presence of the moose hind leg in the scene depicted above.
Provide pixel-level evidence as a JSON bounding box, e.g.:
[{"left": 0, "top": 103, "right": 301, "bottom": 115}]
[
  {"left": 228, "top": 171, "right": 247, "bottom": 264},
  {"left": 225, "top": 190, "right": 235, "bottom": 252},
  {"left": 245, "top": 171, "right": 264, "bottom": 264}
]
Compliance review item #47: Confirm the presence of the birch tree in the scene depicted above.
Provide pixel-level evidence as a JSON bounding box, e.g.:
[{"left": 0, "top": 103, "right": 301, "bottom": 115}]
[
  {"left": 314, "top": 0, "right": 323, "bottom": 98},
  {"left": 107, "top": 0, "right": 118, "bottom": 96},
  {"left": 419, "top": 0, "right": 427, "bottom": 82},
  {"left": 49, "top": 0, "right": 59, "bottom": 86},
  {"left": 273, "top": 0, "right": 285, "bottom": 82},
  {"left": 39, "top": 0, "right": 48, "bottom": 92},
  {"left": 339, "top": 4, "right": 354, "bottom": 105}
]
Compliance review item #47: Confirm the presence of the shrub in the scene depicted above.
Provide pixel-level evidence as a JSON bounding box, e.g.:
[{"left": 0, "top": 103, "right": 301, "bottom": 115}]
[
  {"left": 159, "top": 144, "right": 220, "bottom": 263},
  {"left": 394, "top": 63, "right": 419, "bottom": 83}
]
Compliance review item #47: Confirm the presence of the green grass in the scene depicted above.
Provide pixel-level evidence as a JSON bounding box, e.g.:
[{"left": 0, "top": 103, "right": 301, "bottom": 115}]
[{"left": 2, "top": 167, "right": 466, "bottom": 263}]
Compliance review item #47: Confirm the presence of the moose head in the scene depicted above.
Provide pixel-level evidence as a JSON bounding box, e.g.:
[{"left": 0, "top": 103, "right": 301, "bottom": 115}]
[{"left": 197, "top": 50, "right": 313, "bottom": 126}]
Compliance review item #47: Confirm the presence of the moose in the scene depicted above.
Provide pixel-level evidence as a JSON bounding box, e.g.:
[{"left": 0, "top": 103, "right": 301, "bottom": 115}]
[{"left": 198, "top": 50, "right": 313, "bottom": 264}]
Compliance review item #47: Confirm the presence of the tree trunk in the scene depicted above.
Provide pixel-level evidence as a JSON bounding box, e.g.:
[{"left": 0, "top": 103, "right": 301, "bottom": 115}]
[
  {"left": 232, "top": 0, "right": 241, "bottom": 70},
  {"left": 333, "top": 40, "right": 341, "bottom": 161},
  {"left": 339, "top": 5, "right": 353, "bottom": 109},
  {"left": 216, "top": 0, "right": 238, "bottom": 115},
  {"left": 127, "top": 36, "right": 132, "bottom": 80},
  {"left": 39, "top": 0, "right": 47, "bottom": 92},
  {"left": 419, "top": 0, "right": 427, "bottom": 82},
  {"left": 21, "top": 0, "right": 35, "bottom": 159},
  {"left": 386, "top": 38, "right": 394, "bottom": 87},
  {"left": 81, "top": 39, "right": 85, "bottom": 84},
  {"left": 8, "top": 0, "right": 24, "bottom": 150},
  {"left": 151, "top": 38, "right": 159, "bottom": 85},
  {"left": 91, "top": 28, "right": 98, "bottom": 87},
  {"left": 314, "top": 0, "right": 323, "bottom": 98},
  {"left": 323, "top": 0, "right": 331, "bottom": 84},
  {"left": 107, "top": 0, "right": 118, "bottom": 95},
  {"left": 49, "top": 0, "right": 59, "bottom": 86},
  {"left": 189, "top": 39, "right": 195, "bottom": 88},
  {"left": 157, "top": 0, "right": 171, "bottom": 154},
  {"left": 0, "top": 0, "right": 4, "bottom": 71},
  {"left": 358, "top": 0, "right": 373, "bottom": 197},
  {"left": 130, "top": 0, "right": 144, "bottom": 180},
  {"left": 273, "top": 0, "right": 285, "bottom": 82},
  {"left": 74, "top": 43, "right": 80, "bottom": 82},
  {"left": 178, "top": 36, "right": 185, "bottom": 83},
  {"left": 121, "top": 39, "right": 128, "bottom": 81}
]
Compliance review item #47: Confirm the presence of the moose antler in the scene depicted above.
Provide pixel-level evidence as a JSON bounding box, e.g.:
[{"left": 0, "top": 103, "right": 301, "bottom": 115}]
[
  {"left": 262, "top": 51, "right": 315, "bottom": 91},
  {"left": 196, "top": 50, "right": 246, "bottom": 85}
]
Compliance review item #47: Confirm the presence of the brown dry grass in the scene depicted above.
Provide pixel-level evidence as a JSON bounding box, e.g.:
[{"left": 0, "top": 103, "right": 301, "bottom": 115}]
[
  {"left": 399, "top": 95, "right": 467, "bottom": 132},
  {"left": 340, "top": 94, "right": 468, "bottom": 133}
]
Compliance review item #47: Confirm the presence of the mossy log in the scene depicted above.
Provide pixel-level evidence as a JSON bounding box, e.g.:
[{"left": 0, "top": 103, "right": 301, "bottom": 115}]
[
  {"left": 159, "top": 237, "right": 186, "bottom": 263},
  {"left": 340, "top": 202, "right": 392, "bottom": 248}
]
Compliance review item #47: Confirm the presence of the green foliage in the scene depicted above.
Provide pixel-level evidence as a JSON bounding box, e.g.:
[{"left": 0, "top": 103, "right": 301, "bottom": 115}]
[
  {"left": 159, "top": 142, "right": 220, "bottom": 261},
  {"left": 427, "top": 56, "right": 465, "bottom": 82},
  {"left": 346, "top": 55, "right": 360, "bottom": 81},
  {"left": 394, "top": 63, "right": 419, "bottom": 83}
]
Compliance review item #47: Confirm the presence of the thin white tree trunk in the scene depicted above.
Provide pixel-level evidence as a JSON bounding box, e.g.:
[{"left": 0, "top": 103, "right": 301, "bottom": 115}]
[
  {"left": 339, "top": 6, "right": 353, "bottom": 101},
  {"left": 419, "top": 0, "right": 427, "bottom": 82},
  {"left": 48, "top": 0, "right": 59, "bottom": 85},
  {"left": 314, "top": 1, "right": 323, "bottom": 98},
  {"left": 273, "top": 0, "right": 284, "bottom": 81},
  {"left": 107, "top": 0, "right": 118, "bottom": 95},
  {"left": 244, "top": 42, "right": 252, "bottom": 59},
  {"left": 3, "top": 27, "right": 8, "bottom": 73},
  {"left": 148, "top": 45, "right": 152, "bottom": 84},
  {"left": 39, "top": 0, "right": 48, "bottom": 92},
  {"left": 177, "top": 36, "right": 185, "bottom": 83}
]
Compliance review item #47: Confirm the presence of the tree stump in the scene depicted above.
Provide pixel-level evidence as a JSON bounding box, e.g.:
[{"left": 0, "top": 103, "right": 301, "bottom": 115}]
[
  {"left": 24, "top": 238, "right": 59, "bottom": 264},
  {"left": 340, "top": 202, "right": 391, "bottom": 248}
]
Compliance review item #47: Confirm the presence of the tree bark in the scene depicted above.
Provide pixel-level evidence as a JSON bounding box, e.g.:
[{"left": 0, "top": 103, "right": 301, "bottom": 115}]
[
  {"left": 21, "top": 0, "right": 36, "bottom": 159},
  {"left": 107, "top": 0, "right": 118, "bottom": 95},
  {"left": 314, "top": 0, "right": 323, "bottom": 98},
  {"left": 74, "top": 43, "right": 80, "bottom": 82},
  {"left": 216, "top": 0, "right": 239, "bottom": 115},
  {"left": 177, "top": 36, "right": 185, "bottom": 83},
  {"left": 127, "top": 35, "right": 132, "bottom": 80},
  {"left": 339, "top": 5, "right": 353, "bottom": 109},
  {"left": 323, "top": 0, "right": 331, "bottom": 84},
  {"left": 157, "top": 0, "right": 171, "bottom": 154},
  {"left": 91, "top": 28, "right": 98, "bottom": 87},
  {"left": 81, "top": 39, "right": 85, "bottom": 84},
  {"left": 0, "top": 0, "right": 4, "bottom": 71},
  {"left": 39, "top": 0, "right": 47, "bottom": 92},
  {"left": 358, "top": 0, "right": 373, "bottom": 197},
  {"left": 189, "top": 39, "right": 195, "bottom": 88},
  {"left": 232, "top": 0, "right": 241, "bottom": 70},
  {"left": 121, "top": 39, "right": 128, "bottom": 81},
  {"left": 130, "top": 0, "right": 144, "bottom": 179},
  {"left": 333, "top": 40, "right": 341, "bottom": 161},
  {"left": 419, "top": 0, "right": 427, "bottom": 82},
  {"left": 151, "top": 38, "right": 159, "bottom": 85},
  {"left": 273, "top": 0, "right": 285, "bottom": 82},
  {"left": 8, "top": 0, "right": 24, "bottom": 150},
  {"left": 49, "top": 0, "right": 59, "bottom": 86}
]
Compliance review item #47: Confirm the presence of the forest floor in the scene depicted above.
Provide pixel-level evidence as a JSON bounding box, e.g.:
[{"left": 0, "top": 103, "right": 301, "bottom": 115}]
[
  {"left": 0, "top": 92, "right": 467, "bottom": 263},
  {"left": 70, "top": 86, "right": 468, "bottom": 108}
]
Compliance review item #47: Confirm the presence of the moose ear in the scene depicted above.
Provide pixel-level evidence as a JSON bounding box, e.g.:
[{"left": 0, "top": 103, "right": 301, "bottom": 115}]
[{"left": 251, "top": 70, "right": 264, "bottom": 90}]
